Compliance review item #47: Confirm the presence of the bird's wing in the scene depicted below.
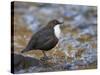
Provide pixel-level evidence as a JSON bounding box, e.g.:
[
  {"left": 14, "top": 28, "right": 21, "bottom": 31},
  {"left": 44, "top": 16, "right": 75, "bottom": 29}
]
[
  {"left": 23, "top": 28, "right": 49, "bottom": 50},
  {"left": 36, "top": 29, "right": 53, "bottom": 43},
  {"left": 36, "top": 35, "right": 58, "bottom": 50},
  {"left": 35, "top": 29, "right": 58, "bottom": 49},
  {"left": 24, "top": 33, "right": 38, "bottom": 50},
  {"left": 24, "top": 28, "right": 55, "bottom": 50}
]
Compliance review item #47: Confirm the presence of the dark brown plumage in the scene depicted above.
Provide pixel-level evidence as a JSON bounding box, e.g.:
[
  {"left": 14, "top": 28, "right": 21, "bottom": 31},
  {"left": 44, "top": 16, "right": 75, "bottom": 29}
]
[{"left": 21, "top": 20, "right": 63, "bottom": 58}]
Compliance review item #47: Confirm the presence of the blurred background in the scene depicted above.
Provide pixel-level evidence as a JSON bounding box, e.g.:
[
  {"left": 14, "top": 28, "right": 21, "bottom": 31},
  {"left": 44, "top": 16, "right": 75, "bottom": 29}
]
[{"left": 12, "top": 1, "right": 97, "bottom": 73}]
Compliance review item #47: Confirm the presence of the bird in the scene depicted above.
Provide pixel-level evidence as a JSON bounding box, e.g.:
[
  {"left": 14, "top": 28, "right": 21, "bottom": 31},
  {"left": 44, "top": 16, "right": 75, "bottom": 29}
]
[{"left": 21, "top": 19, "right": 63, "bottom": 60}]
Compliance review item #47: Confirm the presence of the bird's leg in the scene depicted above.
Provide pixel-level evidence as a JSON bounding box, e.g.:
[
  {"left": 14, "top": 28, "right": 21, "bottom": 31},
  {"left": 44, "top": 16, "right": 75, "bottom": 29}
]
[
  {"left": 40, "top": 51, "right": 52, "bottom": 61},
  {"left": 42, "top": 51, "right": 48, "bottom": 58},
  {"left": 40, "top": 51, "right": 50, "bottom": 61}
]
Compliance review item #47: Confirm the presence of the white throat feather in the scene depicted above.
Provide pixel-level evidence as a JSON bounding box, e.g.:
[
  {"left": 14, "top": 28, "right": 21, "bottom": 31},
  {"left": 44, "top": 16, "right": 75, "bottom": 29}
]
[{"left": 54, "top": 24, "right": 61, "bottom": 39}]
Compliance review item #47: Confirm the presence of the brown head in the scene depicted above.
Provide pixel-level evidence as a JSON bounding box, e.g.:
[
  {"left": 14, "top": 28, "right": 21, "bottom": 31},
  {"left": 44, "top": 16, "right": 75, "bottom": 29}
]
[{"left": 47, "top": 19, "right": 63, "bottom": 28}]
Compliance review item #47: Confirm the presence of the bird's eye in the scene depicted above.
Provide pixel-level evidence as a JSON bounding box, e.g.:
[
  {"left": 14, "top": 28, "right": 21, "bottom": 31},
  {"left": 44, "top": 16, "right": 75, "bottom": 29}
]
[{"left": 55, "top": 21, "right": 58, "bottom": 24}]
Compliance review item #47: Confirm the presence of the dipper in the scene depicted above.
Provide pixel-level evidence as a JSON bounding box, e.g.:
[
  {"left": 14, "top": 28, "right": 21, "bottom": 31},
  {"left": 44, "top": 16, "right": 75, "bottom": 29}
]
[{"left": 21, "top": 19, "right": 63, "bottom": 59}]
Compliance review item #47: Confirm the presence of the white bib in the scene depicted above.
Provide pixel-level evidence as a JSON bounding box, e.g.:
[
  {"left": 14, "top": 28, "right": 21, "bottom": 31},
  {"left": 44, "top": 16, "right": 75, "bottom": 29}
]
[{"left": 54, "top": 24, "right": 61, "bottom": 39}]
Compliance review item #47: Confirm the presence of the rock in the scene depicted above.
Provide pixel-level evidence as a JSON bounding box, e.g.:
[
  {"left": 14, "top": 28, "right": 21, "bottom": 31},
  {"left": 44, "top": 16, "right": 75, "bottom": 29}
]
[{"left": 12, "top": 53, "right": 41, "bottom": 73}]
